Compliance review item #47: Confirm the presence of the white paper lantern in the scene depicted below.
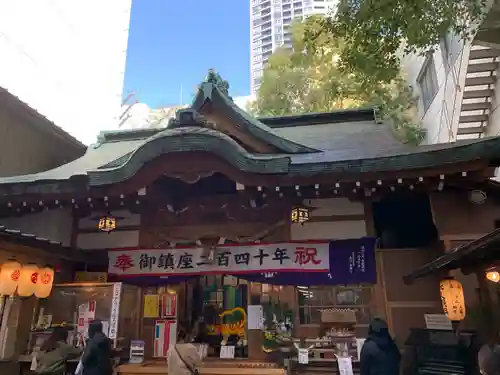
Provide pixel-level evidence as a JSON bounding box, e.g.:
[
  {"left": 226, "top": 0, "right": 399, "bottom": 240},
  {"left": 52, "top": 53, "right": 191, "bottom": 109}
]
[
  {"left": 35, "top": 267, "right": 55, "bottom": 299},
  {"left": 17, "top": 264, "right": 39, "bottom": 297},
  {"left": 0, "top": 260, "right": 22, "bottom": 296},
  {"left": 440, "top": 278, "right": 466, "bottom": 321}
]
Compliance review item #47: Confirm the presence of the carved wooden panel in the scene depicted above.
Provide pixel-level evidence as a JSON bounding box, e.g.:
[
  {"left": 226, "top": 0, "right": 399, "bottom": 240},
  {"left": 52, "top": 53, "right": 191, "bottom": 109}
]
[{"left": 142, "top": 194, "right": 292, "bottom": 227}]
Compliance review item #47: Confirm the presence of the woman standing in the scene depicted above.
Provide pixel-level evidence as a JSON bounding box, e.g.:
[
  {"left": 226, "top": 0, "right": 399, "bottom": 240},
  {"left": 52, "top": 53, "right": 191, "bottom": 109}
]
[
  {"left": 168, "top": 329, "right": 201, "bottom": 375},
  {"left": 35, "top": 327, "right": 82, "bottom": 375}
]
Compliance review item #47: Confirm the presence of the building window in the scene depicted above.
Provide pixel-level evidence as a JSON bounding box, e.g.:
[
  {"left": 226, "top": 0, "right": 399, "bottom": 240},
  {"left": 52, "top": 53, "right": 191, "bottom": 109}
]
[
  {"left": 417, "top": 56, "right": 438, "bottom": 113},
  {"left": 298, "top": 286, "right": 373, "bottom": 325},
  {"left": 441, "top": 31, "right": 462, "bottom": 69}
]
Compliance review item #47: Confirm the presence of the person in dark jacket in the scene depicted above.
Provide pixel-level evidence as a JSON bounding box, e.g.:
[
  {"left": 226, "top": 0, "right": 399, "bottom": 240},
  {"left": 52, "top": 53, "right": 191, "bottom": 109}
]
[
  {"left": 36, "top": 327, "right": 82, "bottom": 375},
  {"left": 360, "top": 318, "right": 401, "bottom": 375},
  {"left": 81, "top": 320, "right": 113, "bottom": 375}
]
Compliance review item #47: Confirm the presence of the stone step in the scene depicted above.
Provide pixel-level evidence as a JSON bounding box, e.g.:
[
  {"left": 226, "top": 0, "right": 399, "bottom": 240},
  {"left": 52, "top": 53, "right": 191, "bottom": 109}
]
[
  {"left": 457, "top": 126, "right": 486, "bottom": 135},
  {"left": 459, "top": 114, "right": 489, "bottom": 123},
  {"left": 461, "top": 102, "right": 491, "bottom": 111},
  {"left": 465, "top": 76, "right": 497, "bottom": 86},
  {"left": 462, "top": 89, "right": 494, "bottom": 99},
  {"left": 469, "top": 48, "right": 500, "bottom": 60},
  {"left": 467, "top": 62, "right": 499, "bottom": 73}
]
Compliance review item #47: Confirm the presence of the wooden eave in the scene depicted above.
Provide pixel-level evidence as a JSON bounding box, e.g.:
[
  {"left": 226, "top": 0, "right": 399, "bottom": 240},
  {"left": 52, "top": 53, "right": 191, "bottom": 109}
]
[
  {"left": 403, "top": 228, "right": 500, "bottom": 284},
  {"left": 0, "top": 225, "right": 107, "bottom": 265}
]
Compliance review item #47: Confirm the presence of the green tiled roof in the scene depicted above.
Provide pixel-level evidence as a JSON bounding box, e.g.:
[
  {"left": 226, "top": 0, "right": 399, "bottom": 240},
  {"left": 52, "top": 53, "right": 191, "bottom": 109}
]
[{"left": 0, "top": 72, "right": 499, "bottom": 196}]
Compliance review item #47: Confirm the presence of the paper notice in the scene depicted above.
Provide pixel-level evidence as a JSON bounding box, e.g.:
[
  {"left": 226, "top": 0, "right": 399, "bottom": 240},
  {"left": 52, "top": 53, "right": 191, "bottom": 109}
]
[
  {"left": 143, "top": 294, "right": 160, "bottom": 318},
  {"left": 298, "top": 348, "right": 309, "bottom": 364},
  {"left": 220, "top": 345, "right": 235, "bottom": 359},
  {"left": 247, "top": 305, "right": 264, "bottom": 330},
  {"left": 337, "top": 356, "right": 354, "bottom": 375}
]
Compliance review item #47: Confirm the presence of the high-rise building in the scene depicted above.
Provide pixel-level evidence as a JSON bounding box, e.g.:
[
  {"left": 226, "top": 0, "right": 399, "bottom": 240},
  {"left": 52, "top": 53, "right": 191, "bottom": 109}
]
[
  {"left": 0, "top": 0, "right": 132, "bottom": 145},
  {"left": 250, "top": 0, "right": 337, "bottom": 93}
]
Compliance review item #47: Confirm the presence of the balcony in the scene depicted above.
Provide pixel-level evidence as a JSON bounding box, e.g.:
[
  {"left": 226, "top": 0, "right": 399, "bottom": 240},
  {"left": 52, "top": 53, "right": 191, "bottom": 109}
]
[{"left": 474, "top": 0, "right": 500, "bottom": 48}]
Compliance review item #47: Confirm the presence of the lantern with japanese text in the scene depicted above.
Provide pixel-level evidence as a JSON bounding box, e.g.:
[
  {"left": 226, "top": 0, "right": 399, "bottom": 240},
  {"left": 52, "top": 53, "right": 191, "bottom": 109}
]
[
  {"left": 17, "top": 264, "right": 39, "bottom": 297},
  {"left": 291, "top": 206, "right": 310, "bottom": 224},
  {"left": 0, "top": 260, "right": 21, "bottom": 296},
  {"left": 34, "top": 266, "right": 55, "bottom": 299},
  {"left": 98, "top": 215, "right": 116, "bottom": 233},
  {"left": 440, "top": 278, "right": 466, "bottom": 321}
]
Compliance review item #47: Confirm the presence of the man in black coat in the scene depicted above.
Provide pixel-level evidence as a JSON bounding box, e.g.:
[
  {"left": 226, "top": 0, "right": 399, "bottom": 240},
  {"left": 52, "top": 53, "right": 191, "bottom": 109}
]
[
  {"left": 360, "top": 318, "right": 401, "bottom": 375},
  {"left": 81, "top": 320, "right": 113, "bottom": 375}
]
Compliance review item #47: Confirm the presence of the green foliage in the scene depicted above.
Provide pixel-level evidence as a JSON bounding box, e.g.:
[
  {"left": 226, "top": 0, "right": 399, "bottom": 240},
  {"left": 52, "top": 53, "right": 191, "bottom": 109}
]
[
  {"left": 304, "top": 0, "right": 486, "bottom": 83},
  {"left": 252, "top": 19, "right": 426, "bottom": 145}
]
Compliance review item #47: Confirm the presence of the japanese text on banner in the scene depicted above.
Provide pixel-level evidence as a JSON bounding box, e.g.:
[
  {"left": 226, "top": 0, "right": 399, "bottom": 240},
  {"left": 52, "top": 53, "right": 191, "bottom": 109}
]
[{"left": 108, "top": 242, "right": 329, "bottom": 276}]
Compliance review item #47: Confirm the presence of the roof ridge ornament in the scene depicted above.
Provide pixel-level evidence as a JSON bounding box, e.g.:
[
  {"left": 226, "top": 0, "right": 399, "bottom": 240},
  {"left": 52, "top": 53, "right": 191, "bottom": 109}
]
[
  {"left": 206, "top": 69, "right": 232, "bottom": 99},
  {"left": 168, "top": 108, "right": 207, "bottom": 129}
]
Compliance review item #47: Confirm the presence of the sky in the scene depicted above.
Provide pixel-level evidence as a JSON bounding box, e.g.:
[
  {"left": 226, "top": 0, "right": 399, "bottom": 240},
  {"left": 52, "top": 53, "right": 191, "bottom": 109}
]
[{"left": 122, "top": 0, "right": 251, "bottom": 109}]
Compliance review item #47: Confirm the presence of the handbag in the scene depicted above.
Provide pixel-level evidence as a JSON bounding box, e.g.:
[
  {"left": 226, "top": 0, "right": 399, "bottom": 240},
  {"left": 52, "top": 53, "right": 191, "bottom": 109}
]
[{"left": 174, "top": 345, "right": 199, "bottom": 375}]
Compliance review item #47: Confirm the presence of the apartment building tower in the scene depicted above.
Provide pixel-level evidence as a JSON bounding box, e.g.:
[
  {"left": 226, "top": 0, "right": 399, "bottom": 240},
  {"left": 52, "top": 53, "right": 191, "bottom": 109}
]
[{"left": 250, "top": 0, "right": 336, "bottom": 93}]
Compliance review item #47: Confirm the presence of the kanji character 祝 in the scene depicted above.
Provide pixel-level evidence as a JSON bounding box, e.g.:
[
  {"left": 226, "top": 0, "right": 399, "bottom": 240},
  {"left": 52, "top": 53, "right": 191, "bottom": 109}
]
[{"left": 294, "top": 247, "right": 321, "bottom": 265}]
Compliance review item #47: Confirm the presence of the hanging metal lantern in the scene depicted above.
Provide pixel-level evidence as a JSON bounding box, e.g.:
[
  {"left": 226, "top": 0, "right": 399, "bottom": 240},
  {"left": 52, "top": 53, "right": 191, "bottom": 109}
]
[
  {"left": 291, "top": 206, "right": 310, "bottom": 224},
  {"left": 440, "top": 278, "right": 466, "bottom": 321},
  {"left": 98, "top": 215, "right": 117, "bottom": 233},
  {"left": 486, "top": 271, "right": 500, "bottom": 283}
]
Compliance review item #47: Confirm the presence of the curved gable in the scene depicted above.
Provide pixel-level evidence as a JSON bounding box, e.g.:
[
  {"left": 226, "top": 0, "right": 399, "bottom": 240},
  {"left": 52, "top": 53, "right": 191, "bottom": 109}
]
[
  {"left": 87, "top": 126, "right": 292, "bottom": 186},
  {"left": 192, "top": 70, "right": 319, "bottom": 154}
]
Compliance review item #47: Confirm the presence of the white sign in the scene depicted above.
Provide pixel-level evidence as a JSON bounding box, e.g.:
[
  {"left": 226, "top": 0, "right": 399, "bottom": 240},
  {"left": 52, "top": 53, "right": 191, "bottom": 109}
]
[
  {"left": 298, "top": 348, "right": 309, "bottom": 364},
  {"left": 220, "top": 345, "right": 235, "bottom": 359},
  {"left": 108, "top": 283, "right": 122, "bottom": 339},
  {"left": 247, "top": 305, "right": 264, "bottom": 330},
  {"left": 77, "top": 301, "right": 96, "bottom": 343},
  {"left": 424, "top": 314, "right": 452, "bottom": 330},
  {"left": 337, "top": 356, "right": 354, "bottom": 375},
  {"left": 108, "top": 242, "right": 330, "bottom": 276}
]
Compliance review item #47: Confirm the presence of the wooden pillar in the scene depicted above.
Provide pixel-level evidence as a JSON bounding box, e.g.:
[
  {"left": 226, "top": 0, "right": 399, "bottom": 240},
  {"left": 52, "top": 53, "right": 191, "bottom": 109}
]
[
  {"left": 475, "top": 270, "right": 497, "bottom": 341},
  {"left": 364, "top": 201, "right": 388, "bottom": 323},
  {"left": 247, "top": 283, "right": 266, "bottom": 360}
]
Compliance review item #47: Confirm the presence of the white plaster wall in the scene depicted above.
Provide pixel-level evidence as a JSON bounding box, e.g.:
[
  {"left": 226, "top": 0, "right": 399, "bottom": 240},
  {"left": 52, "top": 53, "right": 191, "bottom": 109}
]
[
  {"left": 485, "top": 66, "right": 500, "bottom": 136},
  {"left": 76, "top": 210, "right": 140, "bottom": 249},
  {"left": 76, "top": 230, "right": 139, "bottom": 250},
  {"left": 400, "top": 40, "right": 470, "bottom": 144},
  {"left": 0, "top": 208, "right": 72, "bottom": 245},
  {"left": 291, "top": 198, "right": 367, "bottom": 240}
]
